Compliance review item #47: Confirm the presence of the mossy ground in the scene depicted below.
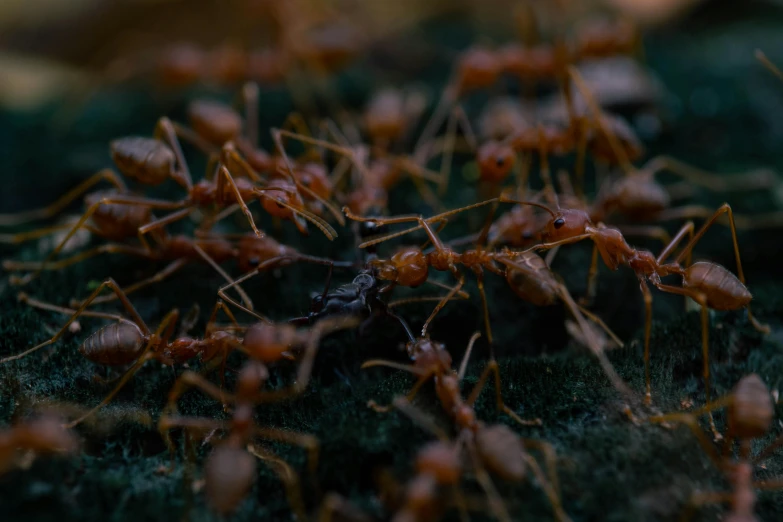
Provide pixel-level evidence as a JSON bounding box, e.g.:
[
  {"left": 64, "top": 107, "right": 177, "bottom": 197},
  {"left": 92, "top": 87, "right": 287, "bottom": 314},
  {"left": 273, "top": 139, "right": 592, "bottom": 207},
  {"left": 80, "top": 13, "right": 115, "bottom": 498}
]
[{"left": 2, "top": 4, "right": 783, "bottom": 521}]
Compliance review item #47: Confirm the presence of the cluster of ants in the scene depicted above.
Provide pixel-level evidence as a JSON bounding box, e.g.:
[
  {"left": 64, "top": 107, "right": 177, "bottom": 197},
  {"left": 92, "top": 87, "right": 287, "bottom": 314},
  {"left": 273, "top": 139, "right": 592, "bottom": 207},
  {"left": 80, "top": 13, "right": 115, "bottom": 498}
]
[{"left": 3, "top": 5, "right": 783, "bottom": 520}]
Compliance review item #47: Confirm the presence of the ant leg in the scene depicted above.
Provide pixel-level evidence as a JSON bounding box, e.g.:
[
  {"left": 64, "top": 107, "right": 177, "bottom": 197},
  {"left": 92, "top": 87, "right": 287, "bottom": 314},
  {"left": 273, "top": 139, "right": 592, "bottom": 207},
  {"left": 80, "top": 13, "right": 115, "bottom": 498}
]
[
  {"left": 75, "top": 258, "right": 190, "bottom": 308},
  {"left": 64, "top": 308, "right": 182, "bottom": 428},
  {"left": 155, "top": 117, "right": 193, "bottom": 191},
  {"left": 567, "top": 66, "right": 634, "bottom": 175},
  {"left": 754, "top": 477, "right": 783, "bottom": 490},
  {"left": 466, "top": 442, "right": 513, "bottom": 522},
  {"left": 520, "top": 449, "right": 571, "bottom": 522},
  {"left": 136, "top": 207, "right": 195, "bottom": 246},
  {"left": 475, "top": 271, "right": 494, "bottom": 348},
  {"left": 192, "top": 243, "right": 254, "bottom": 310},
  {"left": 558, "top": 284, "right": 636, "bottom": 401},
  {"left": 678, "top": 491, "right": 732, "bottom": 522},
  {"left": 580, "top": 244, "right": 600, "bottom": 307},
  {"left": 162, "top": 371, "right": 238, "bottom": 420},
  {"left": 246, "top": 444, "right": 308, "bottom": 522},
  {"left": 465, "top": 357, "right": 543, "bottom": 427},
  {"left": 252, "top": 426, "right": 320, "bottom": 494},
  {"left": 270, "top": 128, "right": 346, "bottom": 226},
  {"left": 639, "top": 279, "right": 654, "bottom": 405},
  {"left": 390, "top": 396, "right": 450, "bottom": 441},
  {"left": 641, "top": 155, "right": 776, "bottom": 192},
  {"left": 0, "top": 169, "right": 126, "bottom": 226},
  {"left": 12, "top": 195, "right": 186, "bottom": 286},
  {"left": 158, "top": 416, "right": 225, "bottom": 472},
  {"left": 217, "top": 257, "right": 290, "bottom": 321},
  {"left": 753, "top": 432, "right": 783, "bottom": 464},
  {"left": 457, "top": 332, "right": 482, "bottom": 380},
  {"left": 241, "top": 82, "right": 260, "bottom": 149},
  {"left": 647, "top": 410, "right": 724, "bottom": 467},
  {"left": 615, "top": 225, "right": 671, "bottom": 246},
  {"left": 673, "top": 203, "right": 770, "bottom": 333},
  {"left": 4, "top": 243, "right": 149, "bottom": 273},
  {"left": 1, "top": 278, "right": 150, "bottom": 363},
  {"left": 422, "top": 271, "right": 465, "bottom": 338},
  {"left": 655, "top": 221, "right": 694, "bottom": 265},
  {"left": 215, "top": 166, "right": 264, "bottom": 237},
  {"left": 364, "top": 370, "right": 434, "bottom": 413},
  {"left": 17, "top": 292, "right": 127, "bottom": 323},
  {"left": 652, "top": 285, "right": 721, "bottom": 440}
]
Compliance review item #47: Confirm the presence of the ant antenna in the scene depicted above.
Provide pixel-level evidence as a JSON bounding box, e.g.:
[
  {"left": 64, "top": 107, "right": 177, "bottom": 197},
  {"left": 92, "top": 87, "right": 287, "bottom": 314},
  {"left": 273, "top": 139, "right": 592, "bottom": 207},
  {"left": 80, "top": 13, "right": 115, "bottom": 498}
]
[{"left": 498, "top": 191, "right": 557, "bottom": 218}]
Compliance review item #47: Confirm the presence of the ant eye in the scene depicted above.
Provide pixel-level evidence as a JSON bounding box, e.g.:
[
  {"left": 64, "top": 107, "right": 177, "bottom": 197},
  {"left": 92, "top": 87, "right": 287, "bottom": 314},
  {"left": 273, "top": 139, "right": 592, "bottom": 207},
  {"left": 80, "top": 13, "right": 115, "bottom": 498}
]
[
  {"left": 553, "top": 218, "right": 565, "bottom": 229},
  {"left": 495, "top": 157, "right": 505, "bottom": 167},
  {"left": 522, "top": 231, "right": 533, "bottom": 240},
  {"left": 248, "top": 256, "right": 260, "bottom": 267}
]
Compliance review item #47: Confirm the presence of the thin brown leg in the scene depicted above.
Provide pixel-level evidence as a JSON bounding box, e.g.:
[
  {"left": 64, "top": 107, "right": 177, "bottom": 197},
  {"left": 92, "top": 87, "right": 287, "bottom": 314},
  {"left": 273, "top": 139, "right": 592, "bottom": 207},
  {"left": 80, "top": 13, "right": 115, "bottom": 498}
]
[
  {"left": 655, "top": 284, "right": 721, "bottom": 440},
  {"left": 641, "top": 155, "right": 776, "bottom": 192},
  {"left": 673, "top": 203, "right": 769, "bottom": 333},
  {"left": 12, "top": 195, "right": 186, "bottom": 285},
  {"left": 466, "top": 359, "right": 542, "bottom": 427},
  {"left": 154, "top": 117, "right": 193, "bottom": 191},
  {"left": 679, "top": 490, "right": 733, "bottom": 522},
  {"left": 246, "top": 444, "right": 309, "bottom": 522},
  {"left": 1, "top": 278, "right": 150, "bottom": 363},
  {"left": 367, "top": 371, "right": 434, "bottom": 413},
  {"left": 639, "top": 279, "right": 653, "bottom": 405},
  {"left": 521, "top": 451, "right": 572, "bottom": 522},
  {"left": 647, "top": 411, "right": 723, "bottom": 468},
  {"left": 580, "top": 243, "right": 600, "bottom": 307},
  {"left": 4, "top": 243, "right": 150, "bottom": 273},
  {"left": 217, "top": 257, "right": 289, "bottom": 322},
  {"left": 0, "top": 169, "right": 126, "bottom": 226},
  {"left": 77, "top": 258, "right": 189, "bottom": 307},
  {"left": 252, "top": 426, "right": 320, "bottom": 493},
  {"left": 422, "top": 271, "right": 464, "bottom": 338}
]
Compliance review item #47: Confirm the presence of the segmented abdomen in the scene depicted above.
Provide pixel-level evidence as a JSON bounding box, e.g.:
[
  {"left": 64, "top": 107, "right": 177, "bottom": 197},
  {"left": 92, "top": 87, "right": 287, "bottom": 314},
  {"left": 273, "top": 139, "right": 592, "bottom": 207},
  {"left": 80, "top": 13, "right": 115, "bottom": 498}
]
[
  {"left": 684, "top": 261, "right": 752, "bottom": 311},
  {"left": 80, "top": 322, "right": 145, "bottom": 366}
]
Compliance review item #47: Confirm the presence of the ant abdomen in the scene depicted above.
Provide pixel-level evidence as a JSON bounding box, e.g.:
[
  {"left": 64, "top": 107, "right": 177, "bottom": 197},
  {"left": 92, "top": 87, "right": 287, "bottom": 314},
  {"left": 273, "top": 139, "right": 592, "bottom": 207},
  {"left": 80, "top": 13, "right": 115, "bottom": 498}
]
[
  {"left": 474, "top": 424, "right": 527, "bottom": 481},
  {"left": 503, "top": 254, "right": 559, "bottom": 307},
  {"left": 728, "top": 374, "right": 773, "bottom": 439},
  {"left": 84, "top": 191, "right": 153, "bottom": 239},
  {"left": 204, "top": 444, "right": 257, "bottom": 515},
  {"left": 110, "top": 137, "right": 177, "bottom": 186},
  {"left": 80, "top": 322, "right": 146, "bottom": 366},
  {"left": 187, "top": 100, "right": 243, "bottom": 146},
  {"left": 683, "top": 262, "right": 752, "bottom": 311}
]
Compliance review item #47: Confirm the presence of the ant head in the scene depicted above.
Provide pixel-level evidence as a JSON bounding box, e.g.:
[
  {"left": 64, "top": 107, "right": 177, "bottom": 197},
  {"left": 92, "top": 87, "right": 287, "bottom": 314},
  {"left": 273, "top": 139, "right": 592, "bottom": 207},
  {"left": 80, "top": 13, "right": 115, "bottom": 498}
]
[
  {"left": 237, "top": 235, "right": 286, "bottom": 273},
  {"left": 407, "top": 337, "right": 451, "bottom": 370},
  {"left": 456, "top": 46, "right": 502, "bottom": 94},
  {"left": 541, "top": 208, "right": 592, "bottom": 243},
  {"left": 416, "top": 441, "right": 461, "bottom": 485},
  {"left": 236, "top": 360, "right": 269, "bottom": 397},
  {"left": 390, "top": 248, "right": 429, "bottom": 287},
  {"left": 259, "top": 179, "right": 303, "bottom": 220},
  {"left": 187, "top": 99, "right": 242, "bottom": 146},
  {"left": 295, "top": 162, "right": 332, "bottom": 200},
  {"left": 477, "top": 141, "right": 515, "bottom": 183},
  {"left": 243, "top": 323, "right": 297, "bottom": 363}
]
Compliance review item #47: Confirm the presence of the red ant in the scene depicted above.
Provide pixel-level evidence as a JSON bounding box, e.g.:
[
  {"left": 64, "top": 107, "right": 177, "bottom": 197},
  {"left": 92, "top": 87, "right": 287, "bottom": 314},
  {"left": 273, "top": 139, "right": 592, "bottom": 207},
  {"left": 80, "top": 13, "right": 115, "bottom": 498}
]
[
  {"left": 498, "top": 188, "right": 769, "bottom": 436},
  {"left": 649, "top": 374, "right": 783, "bottom": 521},
  {"left": 380, "top": 337, "right": 572, "bottom": 522},
  {"left": 158, "top": 314, "right": 359, "bottom": 517},
  {"left": 0, "top": 280, "right": 246, "bottom": 427},
  {"left": 0, "top": 413, "right": 79, "bottom": 476}
]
